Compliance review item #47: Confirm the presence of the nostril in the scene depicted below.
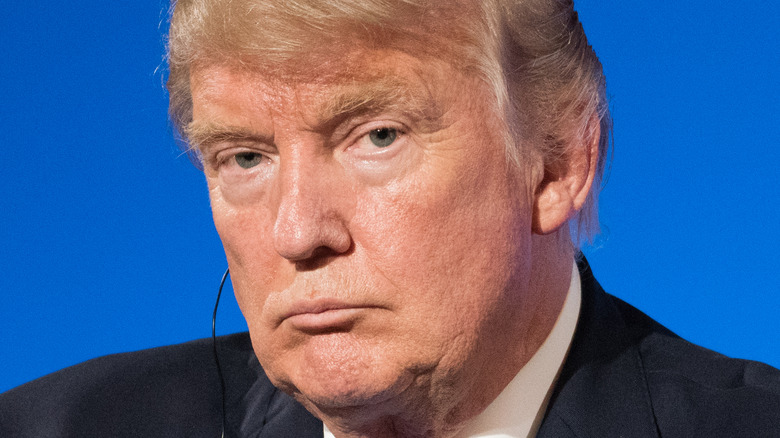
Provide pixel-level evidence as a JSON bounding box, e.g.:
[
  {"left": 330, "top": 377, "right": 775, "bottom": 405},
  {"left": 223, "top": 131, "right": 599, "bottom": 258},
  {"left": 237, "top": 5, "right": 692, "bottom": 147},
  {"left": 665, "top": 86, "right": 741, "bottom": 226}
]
[{"left": 294, "top": 245, "right": 353, "bottom": 272}]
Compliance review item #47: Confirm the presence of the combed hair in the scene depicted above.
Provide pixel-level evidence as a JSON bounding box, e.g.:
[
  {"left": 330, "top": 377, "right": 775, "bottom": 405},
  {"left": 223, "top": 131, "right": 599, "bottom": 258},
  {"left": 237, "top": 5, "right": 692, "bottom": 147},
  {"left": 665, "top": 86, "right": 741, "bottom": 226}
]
[{"left": 166, "top": 0, "right": 612, "bottom": 246}]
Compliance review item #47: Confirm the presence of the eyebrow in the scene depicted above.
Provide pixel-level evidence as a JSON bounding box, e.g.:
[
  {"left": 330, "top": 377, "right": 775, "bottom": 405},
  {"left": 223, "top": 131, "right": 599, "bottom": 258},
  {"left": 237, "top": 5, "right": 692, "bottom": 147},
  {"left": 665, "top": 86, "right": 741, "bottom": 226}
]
[
  {"left": 317, "top": 76, "right": 440, "bottom": 126},
  {"left": 185, "top": 123, "right": 272, "bottom": 154}
]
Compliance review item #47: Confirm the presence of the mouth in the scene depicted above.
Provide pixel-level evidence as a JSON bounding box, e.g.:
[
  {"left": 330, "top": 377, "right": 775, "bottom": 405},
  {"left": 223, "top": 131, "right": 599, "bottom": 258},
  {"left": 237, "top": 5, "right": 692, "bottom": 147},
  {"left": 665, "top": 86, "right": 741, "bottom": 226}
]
[{"left": 282, "top": 300, "right": 376, "bottom": 333}]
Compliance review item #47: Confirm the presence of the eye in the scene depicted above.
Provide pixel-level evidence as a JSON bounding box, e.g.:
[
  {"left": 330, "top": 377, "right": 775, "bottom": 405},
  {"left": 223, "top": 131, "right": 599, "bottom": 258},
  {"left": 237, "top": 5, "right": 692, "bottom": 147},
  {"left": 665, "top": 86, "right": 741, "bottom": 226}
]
[
  {"left": 234, "top": 152, "right": 264, "bottom": 169},
  {"left": 367, "top": 127, "right": 397, "bottom": 148}
]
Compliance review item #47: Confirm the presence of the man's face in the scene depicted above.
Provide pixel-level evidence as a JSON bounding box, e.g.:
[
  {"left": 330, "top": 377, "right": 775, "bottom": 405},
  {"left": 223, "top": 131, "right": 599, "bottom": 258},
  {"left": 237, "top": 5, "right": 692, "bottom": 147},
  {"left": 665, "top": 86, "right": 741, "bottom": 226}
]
[{"left": 190, "top": 49, "right": 541, "bottom": 417}]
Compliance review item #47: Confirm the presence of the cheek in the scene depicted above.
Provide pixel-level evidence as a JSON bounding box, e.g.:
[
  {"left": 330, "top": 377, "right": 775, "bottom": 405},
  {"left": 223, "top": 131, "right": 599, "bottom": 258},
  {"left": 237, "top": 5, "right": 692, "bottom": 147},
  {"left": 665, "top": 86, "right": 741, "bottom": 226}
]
[
  {"left": 352, "top": 149, "right": 529, "bottom": 315},
  {"left": 341, "top": 169, "right": 530, "bottom": 379},
  {"left": 208, "top": 181, "right": 285, "bottom": 314}
]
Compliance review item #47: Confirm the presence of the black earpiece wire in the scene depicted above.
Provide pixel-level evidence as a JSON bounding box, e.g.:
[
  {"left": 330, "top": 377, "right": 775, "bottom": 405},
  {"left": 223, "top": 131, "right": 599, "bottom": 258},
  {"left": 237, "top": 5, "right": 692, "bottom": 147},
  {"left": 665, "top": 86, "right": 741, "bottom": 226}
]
[{"left": 213, "top": 268, "right": 230, "bottom": 438}]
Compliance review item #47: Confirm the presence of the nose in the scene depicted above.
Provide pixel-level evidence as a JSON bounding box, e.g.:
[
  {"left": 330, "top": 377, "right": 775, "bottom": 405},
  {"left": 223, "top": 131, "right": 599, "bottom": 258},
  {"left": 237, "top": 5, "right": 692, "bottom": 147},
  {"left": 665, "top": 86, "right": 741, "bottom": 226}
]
[{"left": 272, "top": 153, "right": 352, "bottom": 262}]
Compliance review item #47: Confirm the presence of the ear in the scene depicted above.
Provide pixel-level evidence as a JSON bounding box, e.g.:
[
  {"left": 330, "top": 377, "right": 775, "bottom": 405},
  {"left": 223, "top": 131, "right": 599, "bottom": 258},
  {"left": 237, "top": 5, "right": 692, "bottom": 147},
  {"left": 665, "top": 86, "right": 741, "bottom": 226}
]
[{"left": 532, "top": 120, "right": 600, "bottom": 235}]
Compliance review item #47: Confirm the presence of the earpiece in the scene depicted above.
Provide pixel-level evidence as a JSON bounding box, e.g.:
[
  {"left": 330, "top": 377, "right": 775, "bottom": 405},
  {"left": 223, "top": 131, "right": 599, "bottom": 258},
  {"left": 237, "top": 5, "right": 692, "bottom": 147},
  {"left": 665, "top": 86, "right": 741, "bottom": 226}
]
[{"left": 212, "top": 268, "right": 230, "bottom": 438}]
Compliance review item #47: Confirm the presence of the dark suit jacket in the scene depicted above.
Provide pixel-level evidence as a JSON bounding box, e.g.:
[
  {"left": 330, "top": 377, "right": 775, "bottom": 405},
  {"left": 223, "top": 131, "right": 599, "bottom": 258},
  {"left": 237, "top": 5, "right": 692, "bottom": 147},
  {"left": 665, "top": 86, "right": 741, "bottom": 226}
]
[{"left": 2, "top": 261, "right": 779, "bottom": 437}]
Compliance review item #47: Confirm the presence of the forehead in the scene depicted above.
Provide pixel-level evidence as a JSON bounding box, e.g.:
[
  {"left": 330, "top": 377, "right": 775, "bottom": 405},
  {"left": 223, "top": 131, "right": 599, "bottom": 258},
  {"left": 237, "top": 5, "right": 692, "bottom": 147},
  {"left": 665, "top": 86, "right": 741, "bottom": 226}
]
[{"left": 188, "top": 48, "right": 459, "bottom": 127}]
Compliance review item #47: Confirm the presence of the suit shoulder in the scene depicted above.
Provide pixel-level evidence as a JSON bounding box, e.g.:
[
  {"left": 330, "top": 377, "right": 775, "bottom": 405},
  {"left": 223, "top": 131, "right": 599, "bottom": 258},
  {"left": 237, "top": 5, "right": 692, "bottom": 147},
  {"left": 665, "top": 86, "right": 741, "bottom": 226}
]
[
  {"left": 0, "top": 332, "right": 254, "bottom": 438},
  {"left": 612, "top": 296, "right": 780, "bottom": 436}
]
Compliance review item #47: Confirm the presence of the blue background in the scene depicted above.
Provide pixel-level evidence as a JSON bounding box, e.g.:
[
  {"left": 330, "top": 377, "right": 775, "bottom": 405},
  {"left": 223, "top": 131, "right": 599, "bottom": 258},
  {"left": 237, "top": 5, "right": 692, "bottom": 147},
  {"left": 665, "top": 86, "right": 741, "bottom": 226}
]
[{"left": 1, "top": 1, "right": 778, "bottom": 393}]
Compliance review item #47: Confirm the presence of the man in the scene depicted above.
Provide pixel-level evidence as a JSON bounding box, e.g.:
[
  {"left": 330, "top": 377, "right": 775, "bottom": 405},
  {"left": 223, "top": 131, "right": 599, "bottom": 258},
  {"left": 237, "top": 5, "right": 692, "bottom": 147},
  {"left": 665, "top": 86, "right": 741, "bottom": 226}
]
[{"left": 2, "top": 0, "right": 779, "bottom": 437}]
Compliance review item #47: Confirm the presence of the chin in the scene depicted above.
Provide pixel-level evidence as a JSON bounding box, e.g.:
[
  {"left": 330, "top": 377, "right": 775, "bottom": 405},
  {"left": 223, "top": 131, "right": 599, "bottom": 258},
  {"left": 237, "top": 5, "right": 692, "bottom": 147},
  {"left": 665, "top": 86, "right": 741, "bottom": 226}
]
[
  {"left": 297, "top": 375, "right": 410, "bottom": 411},
  {"left": 268, "top": 332, "right": 417, "bottom": 410}
]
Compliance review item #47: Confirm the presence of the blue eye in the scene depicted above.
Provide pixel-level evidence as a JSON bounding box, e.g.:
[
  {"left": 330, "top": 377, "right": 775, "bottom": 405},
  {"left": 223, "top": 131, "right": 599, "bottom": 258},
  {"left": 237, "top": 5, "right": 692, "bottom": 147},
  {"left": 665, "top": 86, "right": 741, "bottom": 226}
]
[
  {"left": 368, "top": 128, "right": 397, "bottom": 148},
  {"left": 234, "top": 152, "right": 263, "bottom": 169}
]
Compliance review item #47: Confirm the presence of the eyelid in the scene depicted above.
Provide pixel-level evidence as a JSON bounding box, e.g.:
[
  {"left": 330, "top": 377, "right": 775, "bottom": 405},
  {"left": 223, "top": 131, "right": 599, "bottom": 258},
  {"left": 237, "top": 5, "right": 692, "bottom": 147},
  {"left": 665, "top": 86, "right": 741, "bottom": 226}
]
[
  {"left": 208, "top": 142, "right": 276, "bottom": 169},
  {"left": 348, "top": 120, "right": 406, "bottom": 146},
  {"left": 341, "top": 124, "right": 408, "bottom": 165}
]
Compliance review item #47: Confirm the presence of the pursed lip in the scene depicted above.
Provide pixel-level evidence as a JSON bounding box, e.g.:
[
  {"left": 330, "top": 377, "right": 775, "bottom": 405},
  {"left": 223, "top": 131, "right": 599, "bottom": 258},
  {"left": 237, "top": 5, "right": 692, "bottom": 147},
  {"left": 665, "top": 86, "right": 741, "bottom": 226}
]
[{"left": 281, "top": 299, "right": 378, "bottom": 332}]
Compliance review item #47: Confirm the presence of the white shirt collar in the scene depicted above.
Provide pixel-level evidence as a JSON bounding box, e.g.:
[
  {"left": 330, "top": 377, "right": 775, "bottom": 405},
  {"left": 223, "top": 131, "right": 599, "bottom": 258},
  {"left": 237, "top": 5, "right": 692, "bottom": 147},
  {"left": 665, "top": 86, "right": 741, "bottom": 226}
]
[{"left": 324, "top": 263, "right": 581, "bottom": 438}]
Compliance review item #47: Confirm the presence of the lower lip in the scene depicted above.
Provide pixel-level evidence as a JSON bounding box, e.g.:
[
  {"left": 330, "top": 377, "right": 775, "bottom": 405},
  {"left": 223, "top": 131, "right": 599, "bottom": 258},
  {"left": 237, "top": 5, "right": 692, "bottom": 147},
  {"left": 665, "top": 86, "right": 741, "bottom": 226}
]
[{"left": 286, "top": 308, "right": 366, "bottom": 332}]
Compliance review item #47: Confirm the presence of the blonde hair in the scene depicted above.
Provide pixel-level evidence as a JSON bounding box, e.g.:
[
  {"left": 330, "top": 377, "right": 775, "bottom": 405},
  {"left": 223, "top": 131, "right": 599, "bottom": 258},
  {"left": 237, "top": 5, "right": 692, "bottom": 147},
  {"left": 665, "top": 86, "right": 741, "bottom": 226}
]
[{"left": 166, "top": 0, "right": 611, "bottom": 246}]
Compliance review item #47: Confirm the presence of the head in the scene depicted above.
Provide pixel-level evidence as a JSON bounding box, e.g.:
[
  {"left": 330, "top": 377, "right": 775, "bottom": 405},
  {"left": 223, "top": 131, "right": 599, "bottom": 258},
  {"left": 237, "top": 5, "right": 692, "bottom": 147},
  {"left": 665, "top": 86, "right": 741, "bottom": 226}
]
[{"left": 167, "top": 0, "right": 609, "bottom": 434}]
